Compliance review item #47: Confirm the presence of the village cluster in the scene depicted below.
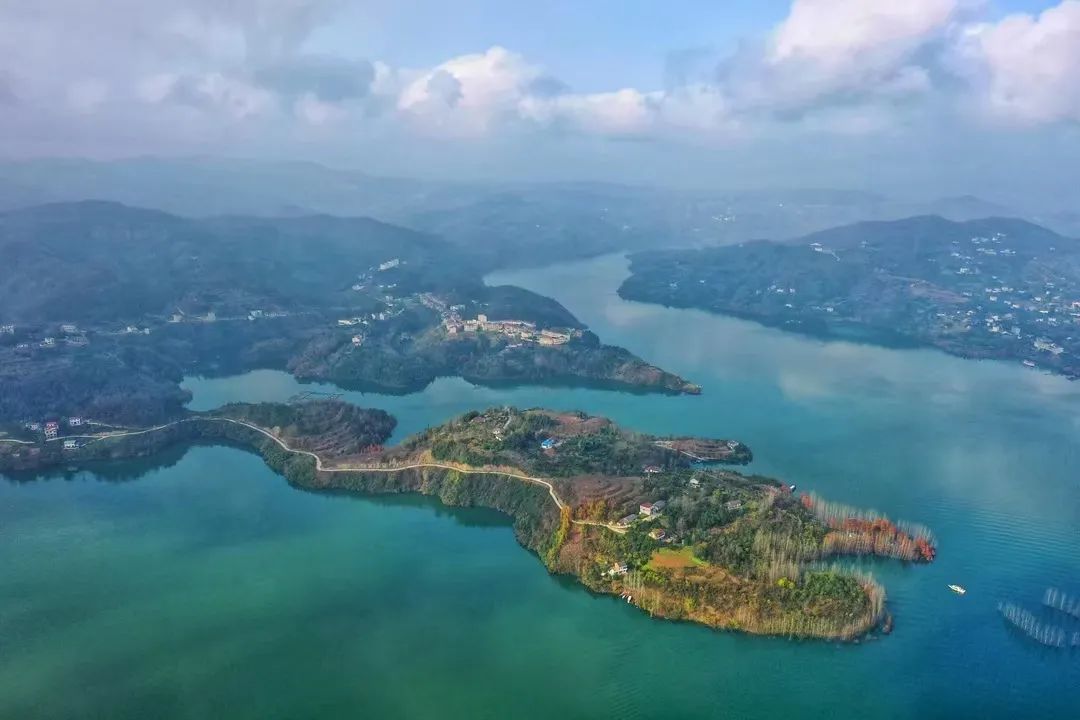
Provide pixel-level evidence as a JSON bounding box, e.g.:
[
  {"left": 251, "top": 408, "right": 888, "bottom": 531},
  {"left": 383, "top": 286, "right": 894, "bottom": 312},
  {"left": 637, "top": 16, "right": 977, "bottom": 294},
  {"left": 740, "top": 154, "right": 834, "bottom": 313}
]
[
  {"left": 931, "top": 234, "right": 1078, "bottom": 359},
  {"left": 420, "top": 292, "right": 577, "bottom": 346},
  {"left": 22, "top": 416, "right": 87, "bottom": 450},
  {"left": 444, "top": 313, "right": 575, "bottom": 346},
  {"left": 601, "top": 500, "right": 674, "bottom": 579},
  {"left": 784, "top": 233, "right": 1080, "bottom": 364},
  {"left": 2, "top": 323, "right": 91, "bottom": 350},
  {"left": 336, "top": 259, "right": 579, "bottom": 348}
]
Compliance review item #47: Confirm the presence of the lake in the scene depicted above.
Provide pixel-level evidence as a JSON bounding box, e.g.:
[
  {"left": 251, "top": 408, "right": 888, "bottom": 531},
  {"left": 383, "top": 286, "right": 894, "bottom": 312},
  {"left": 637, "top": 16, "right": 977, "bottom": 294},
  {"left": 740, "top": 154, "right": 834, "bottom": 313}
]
[{"left": 2, "top": 254, "right": 1078, "bottom": 718}]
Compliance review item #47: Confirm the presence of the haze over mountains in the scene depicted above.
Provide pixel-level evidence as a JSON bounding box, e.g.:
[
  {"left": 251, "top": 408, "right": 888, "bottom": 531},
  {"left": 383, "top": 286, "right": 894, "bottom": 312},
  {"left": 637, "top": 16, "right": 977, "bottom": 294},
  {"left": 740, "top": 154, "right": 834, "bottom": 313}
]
[{"left": 1, "top": 158, "right": 1077, "bottom": 271}]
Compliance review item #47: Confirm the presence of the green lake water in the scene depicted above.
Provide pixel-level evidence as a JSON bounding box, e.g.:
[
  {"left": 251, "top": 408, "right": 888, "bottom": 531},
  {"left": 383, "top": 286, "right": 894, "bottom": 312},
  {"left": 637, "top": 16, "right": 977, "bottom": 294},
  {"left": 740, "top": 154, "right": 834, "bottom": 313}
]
[{"left": 2, "top": 254, "right": 1079, "bottom": 718}]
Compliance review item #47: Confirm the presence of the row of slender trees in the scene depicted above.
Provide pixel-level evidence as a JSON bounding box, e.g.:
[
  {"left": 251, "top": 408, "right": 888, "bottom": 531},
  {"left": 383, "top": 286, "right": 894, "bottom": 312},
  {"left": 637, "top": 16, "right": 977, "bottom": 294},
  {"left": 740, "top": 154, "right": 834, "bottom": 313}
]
[{"left": 801, "top": 493, "right": 937, "bottom": 562}]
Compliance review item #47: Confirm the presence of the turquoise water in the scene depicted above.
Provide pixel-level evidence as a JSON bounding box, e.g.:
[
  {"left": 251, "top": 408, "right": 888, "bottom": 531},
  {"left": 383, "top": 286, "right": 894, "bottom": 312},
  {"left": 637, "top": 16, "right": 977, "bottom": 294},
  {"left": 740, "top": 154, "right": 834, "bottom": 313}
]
[{"left": 3, "top": 255, "right": 1079, "bottom": 718}]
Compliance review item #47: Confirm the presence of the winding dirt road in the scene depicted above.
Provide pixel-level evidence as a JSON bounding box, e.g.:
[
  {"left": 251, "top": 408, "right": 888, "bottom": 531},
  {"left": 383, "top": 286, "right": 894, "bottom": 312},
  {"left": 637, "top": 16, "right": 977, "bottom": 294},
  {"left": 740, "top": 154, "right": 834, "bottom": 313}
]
[{"left": 18, "top": 416, "right": 627, "bottom": 534}]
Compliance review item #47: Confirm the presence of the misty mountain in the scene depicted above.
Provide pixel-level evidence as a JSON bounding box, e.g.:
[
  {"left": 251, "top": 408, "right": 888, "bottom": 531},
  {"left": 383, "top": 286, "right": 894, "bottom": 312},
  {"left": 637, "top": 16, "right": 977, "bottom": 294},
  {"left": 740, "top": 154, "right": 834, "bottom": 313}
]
[
  {"left": 0, "top": 200, "right": 461, "bottom": 324},
  {"left": 2, "top": 158, "right": 1073, "bottom": 270}
]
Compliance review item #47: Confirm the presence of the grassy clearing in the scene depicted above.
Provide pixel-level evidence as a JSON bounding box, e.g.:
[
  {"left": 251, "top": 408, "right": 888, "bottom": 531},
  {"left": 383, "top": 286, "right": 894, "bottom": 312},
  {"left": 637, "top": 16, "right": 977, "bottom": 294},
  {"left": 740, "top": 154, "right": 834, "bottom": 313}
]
[{"left": 647, "top": 546, "right": 706, "bottom": 570}]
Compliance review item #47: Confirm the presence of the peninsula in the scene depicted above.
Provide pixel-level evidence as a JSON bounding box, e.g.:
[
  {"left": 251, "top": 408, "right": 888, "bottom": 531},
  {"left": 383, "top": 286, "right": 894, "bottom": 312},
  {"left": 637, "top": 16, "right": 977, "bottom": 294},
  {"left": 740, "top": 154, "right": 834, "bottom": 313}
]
[
  {"left": 0, "top": 202, "right": 697, "bottom": 427},
  {"left": 619, "top": 216, "right": 1080, "bottom": 378},
  {"left": 0, "top": 400, "right": 934, "bottom": 641}
]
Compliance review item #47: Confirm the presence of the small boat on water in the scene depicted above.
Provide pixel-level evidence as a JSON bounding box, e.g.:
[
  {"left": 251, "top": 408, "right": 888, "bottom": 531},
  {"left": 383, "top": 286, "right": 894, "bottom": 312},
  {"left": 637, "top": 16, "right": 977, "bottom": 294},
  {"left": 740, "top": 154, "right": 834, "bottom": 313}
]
[
  {"left": 1023, "top": 360, "right": 1036, "bottom": 368},
  {"left": 948, "top": 584, "right": 967, "bottom": 595}
]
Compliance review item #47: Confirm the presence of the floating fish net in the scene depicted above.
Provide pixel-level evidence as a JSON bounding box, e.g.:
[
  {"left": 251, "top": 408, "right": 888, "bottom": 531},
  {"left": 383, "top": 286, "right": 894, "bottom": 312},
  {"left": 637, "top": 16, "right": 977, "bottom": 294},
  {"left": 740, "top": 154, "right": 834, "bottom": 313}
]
[
  {"left": 1043, "top": 587, "right": 1080, "bottom": 621},
  {"left": 999, "top": 601, "right": 1080, "bottom": 649}
]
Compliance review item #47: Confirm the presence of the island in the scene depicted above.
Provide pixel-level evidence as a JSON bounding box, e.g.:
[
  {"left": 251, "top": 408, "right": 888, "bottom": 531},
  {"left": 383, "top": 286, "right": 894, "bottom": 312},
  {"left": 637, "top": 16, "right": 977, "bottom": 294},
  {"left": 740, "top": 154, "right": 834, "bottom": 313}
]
[
  {"left": 0, "top": 400, "right": 934, "bottom": 641},
  {"left": 0, "top": 201, "right": 697, "bottom": 426},
  {"left": 619, "top": 215, "right": 1080, "bottom": 378}
]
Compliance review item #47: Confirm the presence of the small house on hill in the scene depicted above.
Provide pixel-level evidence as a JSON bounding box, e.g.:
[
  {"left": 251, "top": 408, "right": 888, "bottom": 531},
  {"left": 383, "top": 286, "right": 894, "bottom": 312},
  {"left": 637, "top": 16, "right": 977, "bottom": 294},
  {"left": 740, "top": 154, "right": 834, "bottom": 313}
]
[{"left": 639, "top": 500, "right": 666, "bottom": 517}]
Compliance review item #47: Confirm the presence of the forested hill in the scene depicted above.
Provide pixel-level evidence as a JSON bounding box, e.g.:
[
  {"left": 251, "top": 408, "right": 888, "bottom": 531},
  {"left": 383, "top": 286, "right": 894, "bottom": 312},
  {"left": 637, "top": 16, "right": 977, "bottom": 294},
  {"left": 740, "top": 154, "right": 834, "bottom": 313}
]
[
  {"left": 0, "top": 201, "right": 699, "bottom": 425},
  {"left": 619, "top": 215, "right": 1080, "bottom": 377},
  {"left": 0, "top": 201, "right": 467, "bottom": 324},
  {"left": 790, "top": 215, "right": 1066, "bottom": 252}
]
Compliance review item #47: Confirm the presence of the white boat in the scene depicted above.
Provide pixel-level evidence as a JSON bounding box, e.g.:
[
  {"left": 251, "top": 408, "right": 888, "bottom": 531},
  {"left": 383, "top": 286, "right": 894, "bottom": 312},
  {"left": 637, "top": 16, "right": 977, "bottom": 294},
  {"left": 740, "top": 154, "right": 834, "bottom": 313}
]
[
  {"left": 1022, "top": 360, "right": 1036, "bottom": 368},
  {"left": 948, "top": 584, "right": 966, "bottom": 595}
]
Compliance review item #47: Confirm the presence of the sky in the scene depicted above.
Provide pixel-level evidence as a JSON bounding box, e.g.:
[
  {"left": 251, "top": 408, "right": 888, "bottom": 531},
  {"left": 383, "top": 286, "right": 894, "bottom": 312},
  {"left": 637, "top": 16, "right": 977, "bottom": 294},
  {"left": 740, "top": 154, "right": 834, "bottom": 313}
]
[{"left": 1, "top": 0, "right": 1078, "bottom": 204}]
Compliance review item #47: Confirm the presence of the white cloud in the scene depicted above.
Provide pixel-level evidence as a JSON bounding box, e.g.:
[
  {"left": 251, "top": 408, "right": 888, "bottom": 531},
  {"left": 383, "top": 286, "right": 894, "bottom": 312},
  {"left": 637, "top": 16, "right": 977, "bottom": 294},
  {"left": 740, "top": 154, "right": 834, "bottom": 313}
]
[
  {"left": 1, "top": 0, "right": 1079, "bottom": 160},
  {"left": 397, "top": 46, "right": 540, "bottom": 136},
  {"left": 770, "top": 0, "right": 959, "bottom": 65},
  {"left": 716, "top": 0, "right": 961, "bottom": 118},
  {"left": 958, "top": 0, "right": 1080, "bottom": 124},
  {"left": 294, "top": 92, "right": 346, "bottom": 125},
  {"left": 396, "top": 47, "right": 665, "bottom": 139},
  {"left": 521, "top": 88, "right": 659, "bottom": 137},
  {"left": 137, "top": 72, "right": 273, "bottom": 120}
]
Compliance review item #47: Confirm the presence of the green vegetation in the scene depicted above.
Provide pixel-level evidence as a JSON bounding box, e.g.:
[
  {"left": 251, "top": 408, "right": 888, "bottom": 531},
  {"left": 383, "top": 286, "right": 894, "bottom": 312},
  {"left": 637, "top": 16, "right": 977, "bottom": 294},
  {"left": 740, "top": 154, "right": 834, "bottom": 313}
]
[
  {"left": 0, "top": 201, "right": 696, "bottom": 424},
  {"left": 212, "top": 401, "right": 396, "bottom": 457},
  {"left": 0, "top": 400, "right": 927, "bottom": 640},
  {"left": 403, "top": 407, "right": 748, "bottom": 481},
  {"left": 620, "top": 215, "right": 1080, "bottom": 378}
]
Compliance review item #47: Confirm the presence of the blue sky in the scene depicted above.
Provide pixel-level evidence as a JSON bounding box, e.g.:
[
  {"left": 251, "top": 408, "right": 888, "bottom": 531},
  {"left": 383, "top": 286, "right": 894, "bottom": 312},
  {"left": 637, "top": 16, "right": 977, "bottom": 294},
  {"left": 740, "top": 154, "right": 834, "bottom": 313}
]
[
  {"left": 0, "top": 0, "right": 1077, "bottom": 204},
  {"left": 316, "top": 1, "right": 787, "bottom": 91},
  {"left": 314, "top": 0, "right": 1060, "bottom": 90}
]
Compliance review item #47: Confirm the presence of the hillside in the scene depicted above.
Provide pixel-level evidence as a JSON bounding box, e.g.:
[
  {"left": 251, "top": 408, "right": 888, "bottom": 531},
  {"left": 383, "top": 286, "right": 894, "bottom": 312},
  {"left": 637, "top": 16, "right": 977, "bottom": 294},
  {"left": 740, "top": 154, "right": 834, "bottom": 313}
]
[
  {"left": 0, "top": 202, "right": 697, "bottom": 424},
  {"left": 0, "top": 400, "right": 934, "bottom": 640},
  {"left": 0, "top": 200, "right": 462, "bottom": 324},
  {"left": 619, "top": 216, "right": 1080, "bottom": 376},
  {"left": 9, "top": 158, "right": 1078, "bottom": 271}
]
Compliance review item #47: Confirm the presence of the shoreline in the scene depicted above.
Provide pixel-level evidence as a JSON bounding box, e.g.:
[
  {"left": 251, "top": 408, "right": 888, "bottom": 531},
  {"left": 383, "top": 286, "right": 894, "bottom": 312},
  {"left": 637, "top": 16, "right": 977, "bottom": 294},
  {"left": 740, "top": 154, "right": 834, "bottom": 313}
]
[
  {"left": 1, "top": 412, "right": 896, "bottom": 642},
  {"left": 618, "top": 288, "right": 1080, "bottom": 380}
]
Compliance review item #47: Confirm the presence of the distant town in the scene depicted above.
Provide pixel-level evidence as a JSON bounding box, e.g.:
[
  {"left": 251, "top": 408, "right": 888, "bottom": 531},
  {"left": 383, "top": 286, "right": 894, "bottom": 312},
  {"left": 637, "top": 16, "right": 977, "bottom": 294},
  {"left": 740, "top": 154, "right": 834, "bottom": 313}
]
[{"left": 620, "top": 217, "right": 1080, "bottom": 378}]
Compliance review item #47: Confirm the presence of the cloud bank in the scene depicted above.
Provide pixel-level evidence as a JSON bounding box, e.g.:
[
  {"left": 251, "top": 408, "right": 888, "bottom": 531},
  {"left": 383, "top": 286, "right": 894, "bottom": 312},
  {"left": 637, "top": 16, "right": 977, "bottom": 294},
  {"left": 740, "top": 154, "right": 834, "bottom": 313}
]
[{"left": 0, "top": 0, "right": 1077, "bottom": 161}]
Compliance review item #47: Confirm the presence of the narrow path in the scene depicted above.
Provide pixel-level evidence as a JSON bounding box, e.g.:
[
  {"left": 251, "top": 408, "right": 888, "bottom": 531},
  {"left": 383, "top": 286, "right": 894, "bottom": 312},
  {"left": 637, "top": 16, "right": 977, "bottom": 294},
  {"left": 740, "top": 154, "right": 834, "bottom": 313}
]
[
  {"left": 35, "top": 416, "right": 626, "bottom": 534},
  {"left": 208, "top": 417, "right": 626, "bottom": 533},
  {"left": 654, "top": 440, "right": 707, "bottom": 462},
  {"left": 53, "top": 422, "right": 182, "bottom": 445}
]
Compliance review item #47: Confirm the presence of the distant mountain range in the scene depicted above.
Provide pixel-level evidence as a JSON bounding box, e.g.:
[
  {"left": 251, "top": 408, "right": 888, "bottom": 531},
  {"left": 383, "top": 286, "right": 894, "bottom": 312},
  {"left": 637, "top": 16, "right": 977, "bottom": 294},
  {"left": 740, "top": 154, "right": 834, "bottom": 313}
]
[
  {"left": 0, "top": 199, "right": 456, "bottom": 324},
  {"left": 2, "top": 157, "right": 1076, "bottom": 270}
]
